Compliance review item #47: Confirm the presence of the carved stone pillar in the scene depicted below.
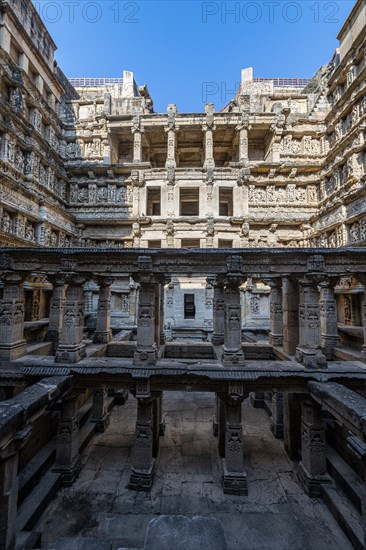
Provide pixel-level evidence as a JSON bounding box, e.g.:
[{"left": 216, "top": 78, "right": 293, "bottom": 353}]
[
  {"left": 154, "top": 282, "right": 161, "bottom": 350},
  {"left": 297, "top": 399, "right": 330, "bottom": 496},
  {"left": 319, "top": 279, "right": 339, "bottom": 359},
  {"left": 250, "top": 391, "right": 266, "bottom": 409},
  {"left": 91, "top": 385, "right": 110, "bottom": 432},
  {"left": 217, "top": 395, "right": 226, "bottom": 458},
  {"left": 53, "top": 392, "right": 81, "bottom": 486},
  {"left": 295, "top": 277, "right": 327, "bottom": 369},
  {"left": 283, "top": 392, "right": 306, "bottom": 460},
  {"left": 134, "top": 268, "right": 161, "bottom": 366},
  {"left": 213, "top": 393, "right": 219, "bottom": 436},
  {"left": 360, "top": 278, "right": 366, "bottom": 363},
  {"left": 270, "top": 391, "right": 284, "bottom": 439},
  {"left": 129, "top": 381, "right": 156, "bottom": 491},
  {"left": 211, "top": 277, "right": 225, "bottom": 345},
  {"left": 237, "top": 105, "right": 249, "bottom": 164},
  {"left": 165, "top": 104, "right": 177, "bottom": 179},
  {"left": 160, "top": 283, "right": 165, "bottom": 345},
  {"left": 221, "top": 383, "right": 247, "bottom": 495},
  {"left": 133, "top": 129, "right": 142, "bottom": 163},
  {"left": 152, "top": 391, "right": 164, "bottom": 458},
  {"left": 55, "top": 275, "right": 87, "bottom": 364},
  {"left": 93, "top": 276, "right": 113, "bottom": 344},
  {"left": 239, "top": 126, "right": 249, "bottom": 163},
  {"left": 204, "top": 104, "right": 215, "bottom": 170},
  {"left": 268, "top": 278, "right": 283, "bottom": 347},
  {"left": 45, "top": 276, "right": 66, "bottom": 351},
  {"left": 223, "top": 276, "right": 245, "bottom": 367},
  {"left": 0, "top": 449, "right": 18, "bottom": 550},
  {"left": 83, "top": 290, "right": 93, "bottom": 315},
  {"left": 282, "top": 276, "right": 299, "bottom": 356},
  {"left": 0, "top": 272, "right": 27, "bottom": 362}
]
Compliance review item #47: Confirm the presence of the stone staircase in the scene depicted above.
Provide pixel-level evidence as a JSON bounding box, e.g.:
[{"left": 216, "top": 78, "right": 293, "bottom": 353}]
[
  {"left": 15, "top": 397, "right": 115, "bottom": 549},
  {"left": 322, "top": 446, "right": 364, "bottom": 549}
]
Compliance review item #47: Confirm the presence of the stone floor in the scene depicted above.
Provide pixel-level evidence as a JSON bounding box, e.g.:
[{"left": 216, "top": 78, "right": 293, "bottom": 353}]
[{"left": 35, "top": 392, "right": 352, "bottom": 549}]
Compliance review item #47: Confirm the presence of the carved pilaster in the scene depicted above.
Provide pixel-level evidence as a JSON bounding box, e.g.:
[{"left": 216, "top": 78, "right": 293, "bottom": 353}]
[
  {"left": 210, "top": 276, "right": 225, "bottom": 345},
  {"left": 204, "top": 103, "right": 215, "bottom": 170},
  {"left": 282, "top": 276, "right": 299, "bottom": 356},
  {"left": 165, "top": 104, "right": 177, "bottom": 183},
  {"left": 93, "top": 276, "right": 113, "bottom": 344},
  {"left": 295, "top": 277, "right": 327, "bottom": 369},
  {"left": 270, "top": 391, "right": 284, "bottom": 439},
  {"left": 237, "top": 105, "right": 250, "bottom": 164},
  {"left": 53, "top": 392, "right": 81, "bottom": 486},
  {"left": 223, "top": 275, "right": 245, "bottom": 367},
  {"left": 0, "top": 448, "right": 19, "bottom": 550},
  {"left": 0, "top": 271, "right": 27, "bottom": 362},
  {"left": 267, "top": 278, "right": 283, "bottom": 347},
  {"left": 319, "top": 278, "right": 339, "bottom": 360},
  {"left": 359, "top": 275, "right": 366, "bottom": 363},
  {"left": 221, "top": 383, "right": 247, "bottom": 495},
  {"left": 297, "top": 399, "right": 330, "bottom": 497},
  {"left": 132, "top": 116, "right": 143, "bottom": 164},
  {"left": 55, "top": 274, "right": 87, "bottom": 364},
  {"left": 133, "top": 261, "right": 162, "bottom": 366},
  {"left": 45, "top": 276, "right": 67, "bottom": 351},
  {"left": 91, "top": 385, "right": 110, "bottom": 432},
  {"left": 129, "top": 393, "right": 155, "bottom": 491}
]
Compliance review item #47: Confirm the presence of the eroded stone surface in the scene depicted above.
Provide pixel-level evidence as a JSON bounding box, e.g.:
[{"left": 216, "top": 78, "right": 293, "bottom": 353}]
[
  {"left": 35, "top": 392, "right": 352, "bottom": 550},
  {"left": 143, "top": 515, "right": 227, "bottom": 550}
]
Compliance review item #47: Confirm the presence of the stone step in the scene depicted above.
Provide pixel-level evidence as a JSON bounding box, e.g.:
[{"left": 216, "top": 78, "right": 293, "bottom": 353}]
[
  {"left": 16, "top": 397, "right": 107, "bottom": 537},
  {"left": 18, "top": 398, "right": 94, "bottom": 507},
  {"left": 16, "top": 470, "right": 62, "bottom": 534},
  {"left": 15, "top": 531, "right": 42, "bottom": 549},
  {"left": 321, "top": 483, "right": 363, "bottom": 550},
  {"left": 18, "top": 437, "right": 57, "bottom": 506},
  {"left": 326, "top": 446, "right": 363, "bottom": 513},
  {"left": 47, "top": 537, "right": 113, "bottom": 550}
]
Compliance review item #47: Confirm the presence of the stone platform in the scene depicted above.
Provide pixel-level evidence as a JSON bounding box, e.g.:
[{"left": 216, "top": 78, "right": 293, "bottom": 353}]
[{"left": 34, "top": 392, "right": 351, "bottom": 549}]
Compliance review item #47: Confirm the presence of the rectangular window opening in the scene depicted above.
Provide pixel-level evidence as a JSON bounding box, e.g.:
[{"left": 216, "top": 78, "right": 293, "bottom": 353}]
[
  {"left": 180, "top": 188, "right": 199, "bottom": 216},
  {"left": 146, "top": 188, "right": 161, "bottom": 216},
  {"left": 181, "top": 239, "right": 200, "bottom": 248},
  {"left": 184, "top": 293, "right": 196, "bottom": 319},
  {"left": 218, "top": 239, "right": 233, "bottom": 248},
  {"left": 219, "top": 188, "right": 233, "bottom": 216},
  {"left": 148, "top": 240, "right": 161, "bottom": 248}
]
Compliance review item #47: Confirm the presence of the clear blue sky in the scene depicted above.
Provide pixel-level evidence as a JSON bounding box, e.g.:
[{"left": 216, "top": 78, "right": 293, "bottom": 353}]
[{"left": 33, "top": 0, "right": 356, "bottom": 113}]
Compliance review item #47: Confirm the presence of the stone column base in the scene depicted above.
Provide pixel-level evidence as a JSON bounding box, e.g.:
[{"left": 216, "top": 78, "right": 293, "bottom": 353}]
[
  {"left": 53, "top": 455, "right": 82, "bottom": 487},
  {"left": 250, "top": 392, "right": 265, "bottom": 409},
  {"left": 45, "top": 329, "right": 60, "bottom": 343},
  {"left": 93, "top": 330, "right": 112, "bottom": 344},
  {"left": 129, "top": 462, "right": 155, "bottom": 491},
  {"left": 222, "top": 348, "right": 245, "bottom": 368},
  {"left": 212, "top": 333, "right": 224, "bottom": 345},
  {"left": 112, "top": 389, "right": 129, "bottom": 405},
  {"left": 0, "top": 340, "right": 27, "bottom": 362},
  {"left": 91, "top": 414, "right": 110, "bottom": 433},
  {"left": 270, "top": 419, "right": 284, "bottom": 439},
  {"left": 133, "top": 347, "right": 157, "bottom": 366},
  {"left": 159, "top": 416, "right": 166, "bottom": 436},
  {"left": 213, "top": 417, "right": 219, "bottom": 437},
  {"left": 297, "top": 461, "right": 330, "bottom": 497},
  {"left": 321, "top": 336, "right": 339, "bottom": 360},
  {"left": 295, "top": 347, "right": 327, "bottom": 369},
  {"left": 222, "top": 460, "right": 247, "bottom": 495},
  {"left": 55, "top": 344, "right": 86, "bottom": 364},
  {"left": 269, "top": 334, "right": 283, "bottom": 347}
]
